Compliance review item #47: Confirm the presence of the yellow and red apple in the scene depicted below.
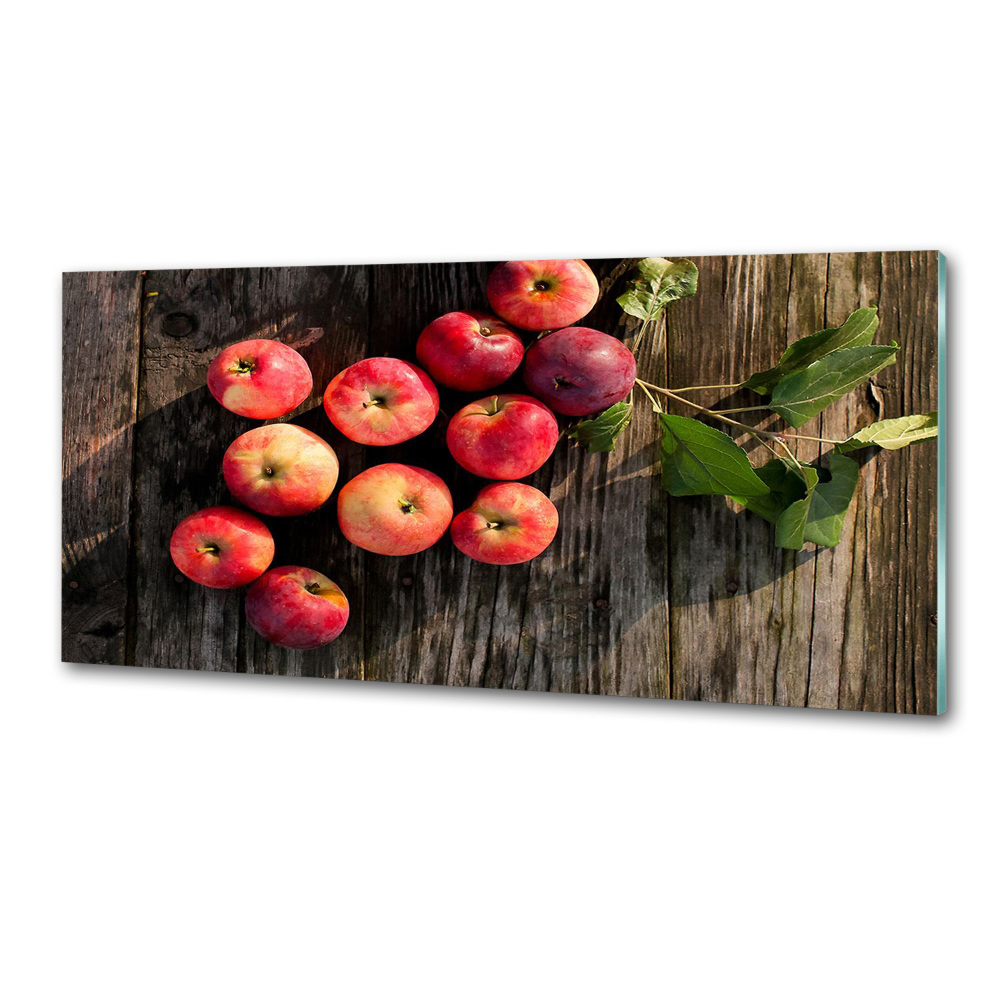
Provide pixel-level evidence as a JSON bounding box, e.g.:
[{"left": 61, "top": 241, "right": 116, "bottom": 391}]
[
  {"left": 207, "top": 339, "right": 313, "bottom": 419},
  {"left": 245, "top": 565, "right": 350, "bottom": 649},
  {"left": 486, "top": 260, "right": 599, "bottom": 331},
  {"left": 169, "top": 506, "right": 275, "bottom": 588},
  {"left": 446, "top": 393, "right": 559, "bottom": 480},
  {"left": 323, "top": 357, "right": 439, "bottom": 446},
  {"left": 415, "top": 310, "right": 524, "bottom": 391},
  {"left": 451, "top": 483, "right": 558, "bottom": 565},
  {"left": 338, "top": 463, "right": 453, "bottom": 556},
  {"left": 223, "top": 423, "right": 339, "bottom": 517},
  {"left": 523, "top": 326, "right": 636, "bottom": 416}
]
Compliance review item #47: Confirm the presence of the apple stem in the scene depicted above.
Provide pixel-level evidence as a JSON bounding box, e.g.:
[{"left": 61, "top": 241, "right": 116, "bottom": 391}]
[
  {"left": 195, "top": 544, "right": 220, "bottom": 555},
  {"left": 305, "top": 582, "right": 322, "bottom": 595},
  {"left": 486, "top": 521, "right": 501, "bottom": 530},
  {"left": 399, "top": 499, "right": 416, "bottom": 514}
]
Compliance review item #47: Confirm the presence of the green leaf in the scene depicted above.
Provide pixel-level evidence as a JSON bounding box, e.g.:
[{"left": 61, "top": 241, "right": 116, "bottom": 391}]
[
  {"left": 617, "top": 257, "right": 698, "bottom": 323},
  {"left": 801, "top": 455, "right": 859, "bottom": 547},
  {"left": 738, "top": 460, "right": 820, "bottom": 549},
  {"left": 769, "top": 343, "right": 898, "bottom": 428},
  {"left": 740, "top": 460, "right": 819, "bottom": 525},
  {"left": 569, "top": 401, "right": 633, "bottom": 453},
  {"left": 659, "top": 413, "right": 769, "bottom": 498},
  {"left": 737, "top": 456, "right": 859, "bottom": 549},
  {"left": 742, "top": 307, "right": 880, "bottom": 396},
  {"left": 835, "top": 412, "right": 938, "bottom": 453},
  {"left": 775, "top": 496, "right": 813, "bottom": 550}
]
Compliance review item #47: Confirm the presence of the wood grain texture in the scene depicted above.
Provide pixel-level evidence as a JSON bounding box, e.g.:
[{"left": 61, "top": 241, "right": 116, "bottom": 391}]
[
  {"left": 62, "top": 270, "right": 142, "bottom": 664},
  {"left": 130, "top": 266, "right": 370, "bottom": 677},
  {"left": 61, "top": 253, "right": 939, "bottom": 712},
  {"left": 665, "top": 252, "right": 938, "bottom": 711}
]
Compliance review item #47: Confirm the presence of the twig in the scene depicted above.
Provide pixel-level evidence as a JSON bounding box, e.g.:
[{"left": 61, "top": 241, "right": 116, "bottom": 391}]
[
  {"left": 778, "top": 432, "right": 843, "bottom": 444},
  {"left": 746, "top": 430, "right": 783, "bottom": 463},
  {"left": 636, "top": 379, "right": 766, "bottom": 437},
  {"left": 773, "top": 436, "right": 803, "bottom": 471},
  {"left": 631, "top": 315, "right": 654, "bottom": 355},
  {"left": 635, "top": 378, "right": 663, "bottom": 412},
  {"left": 634, "top": 379, "right": 844, "bottom": 446},
  {"left": 667, "top": 382, "right": 743, "bottom": 393}
]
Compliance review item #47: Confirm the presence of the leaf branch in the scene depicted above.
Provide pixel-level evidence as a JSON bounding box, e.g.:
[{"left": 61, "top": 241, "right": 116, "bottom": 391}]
[
  {"left": 668, "top": 382, "right": 743, "bottom": 393},
  {"left": 634, "top": 379, "right": 844, "bottom": 444}
]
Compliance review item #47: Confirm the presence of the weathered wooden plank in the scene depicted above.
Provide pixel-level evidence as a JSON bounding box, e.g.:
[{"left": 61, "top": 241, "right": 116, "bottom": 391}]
[
  {"left": 664, "top": 254, "right": 810, "bottom": 706},
  {"left": 858, "top": 251, "right": 938, "bottom": 713},
  {"left": 664, "top": 251, "right": 937, "bottom": 712},
  {"left": 132, "top": 266, "right": 370, "bottom": 676},
  {"left": 803, "top": 252, "right": 884, "bottom": 710},
  {"left": 62, "top": 270, "right": 142, "bottom": 665}
]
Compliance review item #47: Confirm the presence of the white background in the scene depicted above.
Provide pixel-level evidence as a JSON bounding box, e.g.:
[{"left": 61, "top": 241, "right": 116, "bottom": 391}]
[{"left": 2, "top": 2, "right": 995, "bottom": 997}]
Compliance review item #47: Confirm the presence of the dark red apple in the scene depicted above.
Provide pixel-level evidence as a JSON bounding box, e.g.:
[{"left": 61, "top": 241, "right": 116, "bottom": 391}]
[{"left": 523, "top": 327, "right": 636, "bottom": 416}]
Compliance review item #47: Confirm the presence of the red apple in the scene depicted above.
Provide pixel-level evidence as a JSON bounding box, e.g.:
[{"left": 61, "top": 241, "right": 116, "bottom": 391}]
[
  {"left": 245, "top": 565, "right": 350, "bottom": 649},
  {"left": 207, "top": 339, "right": 312, "bottom": 419},
  {"left": 415, "top": 310, "right": 524, "bottom": 391},
  {"left": 323, "top": 357, "right": 439, "bottom": 446},
  {"left": 169, "top": 506, "right": 274, "bottom": 588},
  {"left": 523, "top": 326, "right": 636, "bottom": 416},
  {"left": 486, "top": 260, "right": 599, "bottom": 331},
  {"left": 223, "top": 423, "right": 339, "bottom": 517},
  {"left": 451, "top": 483, "right": 558, "bottom": 565},
  {"left": 337, "top": 463, "right": 453, "bottom": 556},
  {"left": 446, "top": 393, "right": 559, "bottom": 480}
]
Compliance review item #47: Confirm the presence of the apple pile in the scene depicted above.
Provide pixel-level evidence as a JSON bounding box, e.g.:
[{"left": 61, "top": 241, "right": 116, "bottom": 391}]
[{"left": 170, "top": 259, "right": 635, "bottom": 649}]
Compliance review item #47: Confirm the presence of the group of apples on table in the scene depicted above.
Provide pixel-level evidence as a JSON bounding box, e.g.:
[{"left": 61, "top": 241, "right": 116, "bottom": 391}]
[{"left": 169, "top": 259, "right": 636, "bottom": 650}]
